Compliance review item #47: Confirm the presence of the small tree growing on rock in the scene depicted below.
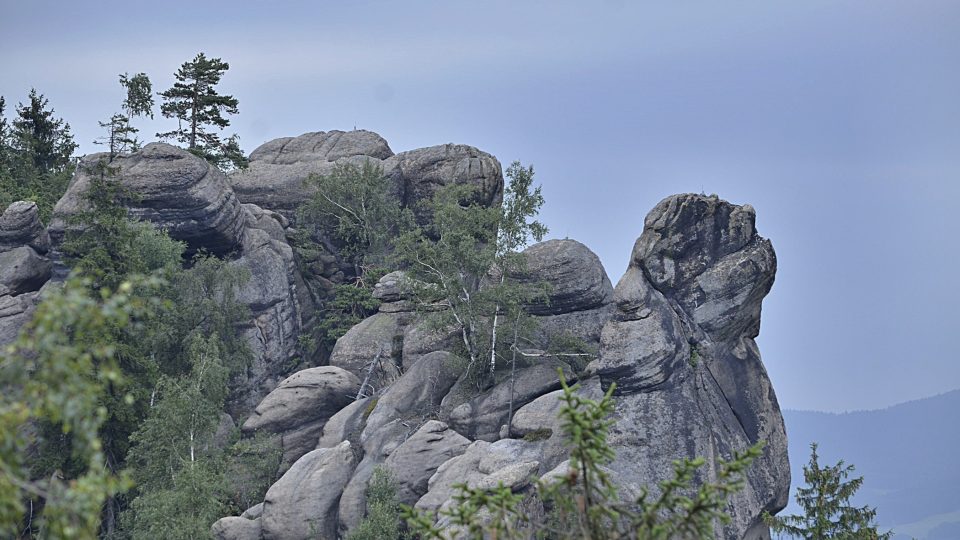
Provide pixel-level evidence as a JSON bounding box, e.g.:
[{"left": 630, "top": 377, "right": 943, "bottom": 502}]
[
  {"left": 394, "top": 161, "right": 547, "bottom": 387},
  {"left": 157, "top": 52, "right": 246, "bottom": 170}
]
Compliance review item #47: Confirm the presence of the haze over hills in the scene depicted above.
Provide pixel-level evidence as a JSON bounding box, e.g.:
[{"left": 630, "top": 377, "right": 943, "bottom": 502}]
[{"left": 783, "top": 389, "right": 960, "bottom": 540}]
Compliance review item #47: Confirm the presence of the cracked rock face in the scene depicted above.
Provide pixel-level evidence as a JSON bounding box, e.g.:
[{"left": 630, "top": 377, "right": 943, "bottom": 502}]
[
  {"left": 597, "top": 193, "right": 789, "bottom": 539},
  {"left": 50, "top": 144, "right": 247, "bottom": 255}
]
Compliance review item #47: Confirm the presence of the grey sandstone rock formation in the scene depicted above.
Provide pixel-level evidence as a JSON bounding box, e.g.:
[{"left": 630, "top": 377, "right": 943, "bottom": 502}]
[
  {"left": 50, "top": 144, "right": 247, "bottom": 255},
  {"left": 0, "top": 202, "right": 54, "bottom": 346},
  {"left": 211, "top": 516, "right": 261, "bottom": 540},
  {"left": 242, "top": 366, "right": 360, "bottom": 466},
  {"left": 261, "top": 441, "right": 357, "bottom": 540},
  {"left": 594, "top": 193, "right": 788, "bottom": 538},
  {"left": 0, "top": 201, "right": 49, "bottom": 254},
  {"left": 383, "top": 420, "right": 470, "bottom": 505}
]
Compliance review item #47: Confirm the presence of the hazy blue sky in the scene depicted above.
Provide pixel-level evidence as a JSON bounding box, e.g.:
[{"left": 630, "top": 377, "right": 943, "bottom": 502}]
[{"left": 2, "top": 1, "right": 958, "bottom": 411}]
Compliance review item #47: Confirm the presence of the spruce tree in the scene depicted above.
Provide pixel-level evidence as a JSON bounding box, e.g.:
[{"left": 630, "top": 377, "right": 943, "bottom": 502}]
[
  {"left": 0, "top": 89, "right": 77, "bottom": 221},
  {"left": 157, "top": 53, "right": 247, "bottom": 170},
  {"left": 764, "top": 443, "right": 892, "bottom": 539}
]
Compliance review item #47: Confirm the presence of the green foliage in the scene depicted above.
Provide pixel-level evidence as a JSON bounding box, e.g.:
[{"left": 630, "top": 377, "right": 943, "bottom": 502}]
[
  {"left": 122, "top": 461, "right": 226, "bottom": 540},
  {"left": 301, "top": 160, "right": 406, "bottom": 274},
  {"left": 395, "top": 161, "right": 547, "bottom": 386},
  {"left": 0, "top": 276, "right": 160, "bottom": 539},
  {"left": 347, "top": 467, "right": 406, "bottom": 540},
  {"left": 222, "top": 433, "right": 282, "bottom": 513},
  {"left": 764, "top": 443, "right": 892, "bottom": 539},
  {"left": 404, "top": 370, "right": 764, "bottom": 540},
  {"left": 62, "top": 160, "right": 186, "bottom": 291},
  {"left": 0, "top": 89, "right": 77, "bottom": 222},
  {"left": 316, "top": 275, "right": 384, "bottom": 350},
  {"left": 157, "top": 52, "right": 246, "bottom": 170},
  {"left": 95, "top": 74, "right": 154, "bottom": 159}
]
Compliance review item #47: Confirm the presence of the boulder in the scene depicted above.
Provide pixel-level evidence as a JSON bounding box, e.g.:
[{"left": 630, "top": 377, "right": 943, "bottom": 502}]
[
  {"left": 383, "top": 420, "right": 470, "bottom": 504},
  {"left": 242, "top": 366, "right": 360, "bottom": 465},
  {"left": 448, "top": 359, "right": 574, "bottom": 442},
  {"left": 415, "top": 439, "right": 542, "bottom": 513},
  {"left": 50, "top": 144, "right": 247, "bottom": 255},
  {"left": 382, "top": 143, "right": 504, "bottom": 227},
  {"left": 513, "top": 239, "right": 613, "bottom": 315},
  {"left": 229, "top": 130, "right": 393, "bottom": 216},
  {"left": 361, "top": 351, "right": 461, "bottom": 438},
  {"left": 0, "top": 246, "right": 51, "bottom": 296},
  {"left": 316, "top": 397, "right": 371, "bottom": 450},
  {"left": 328, "top": 311, "right": 407, "bottom": 382},
  {"left": 261, "top": 441, "right": 357, "bottom": 540},
  {"left": 0, "top": 201, "right": 49, "bottom": 254},
  {"left": 211, "top": 516, "right": 261, "bottom": 540}
]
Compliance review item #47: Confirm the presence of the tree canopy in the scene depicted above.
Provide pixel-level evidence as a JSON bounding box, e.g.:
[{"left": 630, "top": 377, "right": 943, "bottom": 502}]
[{"left": 157, "top": 52, "right": 246, "bottom": 170}]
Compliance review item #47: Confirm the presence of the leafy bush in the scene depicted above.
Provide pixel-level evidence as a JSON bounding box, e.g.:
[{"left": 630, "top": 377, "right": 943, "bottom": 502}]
[{"left": 347, "top": 467, "right": 406, "bottom": 540}]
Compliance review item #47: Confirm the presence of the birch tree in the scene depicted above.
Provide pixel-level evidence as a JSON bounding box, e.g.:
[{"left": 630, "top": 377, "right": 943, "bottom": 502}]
[{"left": 395, "top": 161, "right": 546, "bottom": 386}]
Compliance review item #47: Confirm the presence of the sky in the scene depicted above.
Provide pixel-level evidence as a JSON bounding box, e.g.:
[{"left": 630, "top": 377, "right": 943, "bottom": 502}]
[{"left": 2, "top": 1, "right": 958, "bottom": 412}]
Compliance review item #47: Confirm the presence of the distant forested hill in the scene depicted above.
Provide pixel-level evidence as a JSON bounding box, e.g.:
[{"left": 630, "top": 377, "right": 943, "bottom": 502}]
[{"left": 783, "top": 390, "right": 960, "bottom": 540}]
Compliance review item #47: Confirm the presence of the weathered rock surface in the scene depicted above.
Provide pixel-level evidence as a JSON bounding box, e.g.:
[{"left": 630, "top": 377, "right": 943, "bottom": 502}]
[
  {"left": 242, "top": 366, "right": 360, "bottom": 466},
  {"left": 362, "top": 351, "right": 461, "bottom": 437},
  {"left": 0, "top": 201, "right": 49, "bottom": 254},
  {"left": 229, "top": 130, "right": 394, "bottom": 215},
  {"left": 50, "top": 144, "right": 247, "bottom": 255},
  {"left": 415, "top": 439, "right": 542, "bottom": 513},
  {"left": 261, "top": 441, "right": 357, "bottom": 540},
  {"left": 211, "top": 516, "right": 261, "bottom": 540},
  {"left": 448, "top": 359, "right": 574, "bottom": 442},
  {"left": 328, "top": 311, "right": 407, "bottom": 382},
  {"left": 513, "top": 239, "right": 613, "bottom": 315},
  {"left": 383, "top": 420, "right": 470, "bottom": 505},
  {"left": 595, "top": 193, "right": 788, "bottom": 538},
  {"left": 0, "top": 246, "right": 51, "bottom": 297},
  {"left": 231, "top": 225, "right": 308, "bottom": 416},
  {"left": 0, "top": 291, "right": 40, "bottom": 345},
  {"left": 0, "top": 202, "right": 54, "bottom": 345},
  {"left": 383, "top": 143, "right": 504, "bottom": 227}
]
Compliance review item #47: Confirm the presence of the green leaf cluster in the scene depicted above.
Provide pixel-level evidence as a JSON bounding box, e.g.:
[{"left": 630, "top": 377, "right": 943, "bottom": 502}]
[{"left": 347, "top": 466, "right": 407, "bottom": 540}]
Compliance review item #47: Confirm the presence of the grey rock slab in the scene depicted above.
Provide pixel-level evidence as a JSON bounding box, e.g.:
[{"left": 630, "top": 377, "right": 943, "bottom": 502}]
[
  {"left": 448, "top": 359, "right": 574, "bottom": 442},
  {"left": 242, "top": 366, "right": 360, "bottom": 465},
  {"left": 513, "top": 239, "right": 613, "bottom": 315},
  {"left": 0, "top": 246, "right": 51, "bottom": 296},
  {"left": 261, "top": 441, "right": 357, "bottom": 540},
  {"left": 0, "top": 201, "right": 49, "bottom": 254},
  {"left": 384, "top": 420, "right": 470, "bottom": 505},
  {"left": 211, "top": 516, "right": 261, "bottom": 540},
  {"left": 50, "top": 144, "right": 247, "bottom": 255},
  {"left": 362, "top": 351, "right": 462, "bottom": 439},
  {"left": 329, "top": 311, "right": 408, "bottom": 382}
]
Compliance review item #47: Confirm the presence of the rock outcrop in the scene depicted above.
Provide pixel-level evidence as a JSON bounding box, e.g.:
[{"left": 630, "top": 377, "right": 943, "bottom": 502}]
[
  {"left": 0, "top": 129, "right": 790, "bottom": 539},
  {"left": 50, "top": 144, "right": 248, "bottom": 255},
  {"left": 595, "top": 194, "right": 788, "bottom": 538},
  {"left": 241, "top": 366, "right": 360, "bottom": 466},
  {"left": 0, "top": 202, "right": 53, "bottom": 345}
]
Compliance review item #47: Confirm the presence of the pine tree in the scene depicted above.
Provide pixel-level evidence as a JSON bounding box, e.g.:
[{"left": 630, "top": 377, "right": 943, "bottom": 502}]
[
  {"left": 764, "top": 443, "right": 892, "bottom": 539},
  {"left": 0, "top": 89, "right": 77, "bottom": 221},
  {"left": 157, "top": 53, "right": 247, "bottom": 170}
]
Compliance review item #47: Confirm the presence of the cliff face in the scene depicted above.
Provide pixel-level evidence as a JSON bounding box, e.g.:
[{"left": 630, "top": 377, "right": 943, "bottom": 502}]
[{"left": 0, "top": 131, "right": 789, "bottom": 539}]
